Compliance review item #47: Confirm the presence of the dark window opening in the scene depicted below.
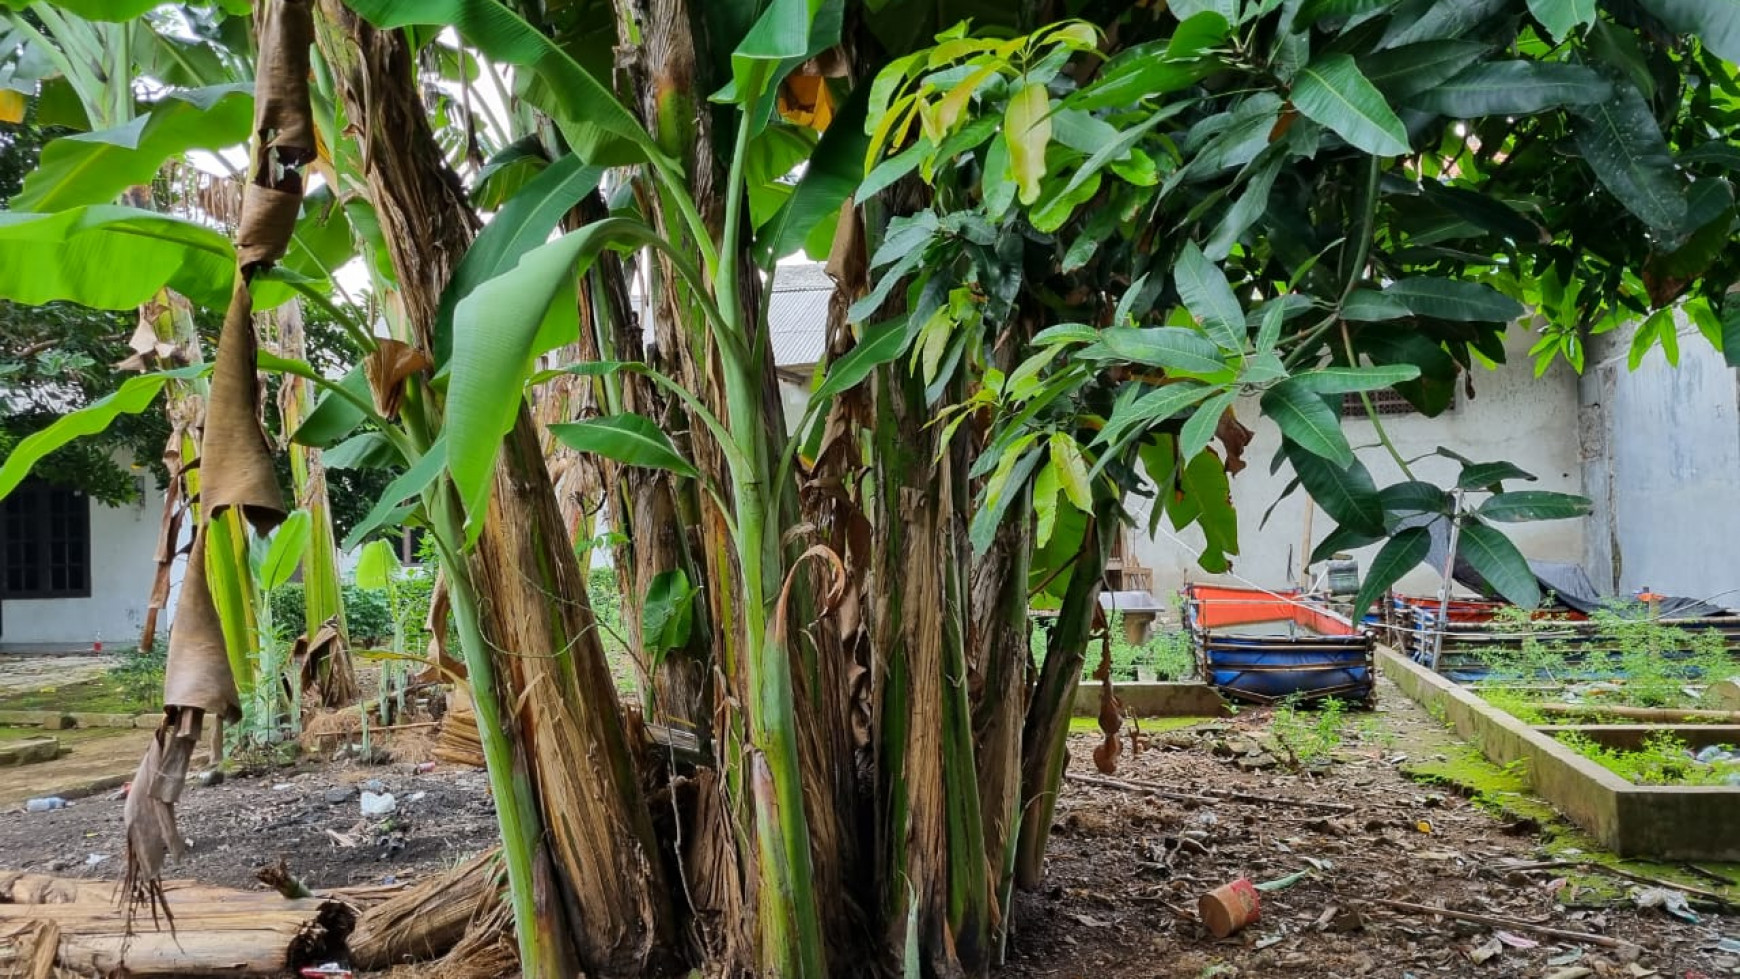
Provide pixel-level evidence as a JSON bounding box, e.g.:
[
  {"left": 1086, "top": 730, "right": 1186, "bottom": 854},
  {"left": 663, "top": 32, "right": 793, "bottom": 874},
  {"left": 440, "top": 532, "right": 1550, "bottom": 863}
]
[
  {"left": 1340, "top": 388, "right": 1453, "bottom": 417},
  {"left": 1, "top": 479, "right": 92, "bottom": 599}
]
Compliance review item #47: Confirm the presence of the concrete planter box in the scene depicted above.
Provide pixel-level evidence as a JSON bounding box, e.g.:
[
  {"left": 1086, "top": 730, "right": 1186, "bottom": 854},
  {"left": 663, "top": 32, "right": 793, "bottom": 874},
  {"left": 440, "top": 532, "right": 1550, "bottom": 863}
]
[
  {"left": 1072, "top": 681, "right": 1231, "bottom": 718},
  {"left": 1378, "top": 646, "right": 1740, "bottom": 861}
]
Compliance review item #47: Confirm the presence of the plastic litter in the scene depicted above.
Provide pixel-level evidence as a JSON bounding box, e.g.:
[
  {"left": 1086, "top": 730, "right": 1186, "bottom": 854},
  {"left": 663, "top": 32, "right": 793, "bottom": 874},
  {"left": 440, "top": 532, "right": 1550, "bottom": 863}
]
[{"left": 25, "top": 797, "right": 66, "bottom": 812}]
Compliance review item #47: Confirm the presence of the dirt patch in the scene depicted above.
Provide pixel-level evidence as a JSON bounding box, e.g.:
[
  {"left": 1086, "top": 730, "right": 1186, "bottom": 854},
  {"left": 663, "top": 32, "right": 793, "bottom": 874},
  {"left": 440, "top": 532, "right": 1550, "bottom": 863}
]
[
  {"left": 1003, "top": 678, "right": 1739, "bottom": 978},
  {"left": 0, "top": 759, "right": 497, "bottom": 892}
]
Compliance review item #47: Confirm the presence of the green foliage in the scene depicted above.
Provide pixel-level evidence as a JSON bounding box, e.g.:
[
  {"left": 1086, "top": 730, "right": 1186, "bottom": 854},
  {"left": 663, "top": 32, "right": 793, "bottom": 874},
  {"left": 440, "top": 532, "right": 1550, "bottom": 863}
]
[
  {"left": 1556, "top": 731, "right": 1738, "bottom": 786},
  {"left": 1079, "top": 612, "right": 1194, "bottom": 682},
  {"left": 1268, "top": 694, "right": 1352, "bottom": 769},
  {"left": 1476, "top": 602, "right": 1740, "bottom": 711}
]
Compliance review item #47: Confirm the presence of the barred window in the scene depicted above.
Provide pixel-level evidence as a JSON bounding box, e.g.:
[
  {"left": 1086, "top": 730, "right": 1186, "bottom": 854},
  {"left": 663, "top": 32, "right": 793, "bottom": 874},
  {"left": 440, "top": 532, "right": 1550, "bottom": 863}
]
[
  {"left": 1, "top": 479, "right": 91, "bottom": 599},
  {"left": 1341, "top": 388, "right": 1453, "bottom": 417}
]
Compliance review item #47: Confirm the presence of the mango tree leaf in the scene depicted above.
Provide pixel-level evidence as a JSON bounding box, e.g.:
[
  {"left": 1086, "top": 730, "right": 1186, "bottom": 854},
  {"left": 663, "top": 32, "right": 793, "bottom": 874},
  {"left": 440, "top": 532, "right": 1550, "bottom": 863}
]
[
  {"left": 1379, "top": 480, "right": 1448, "bottom": 519},
  {"left": 1527, "top": 0, "right": 1597, "bottom": 41},
  {"left": 1379, "top": 0, "right": 1510, "bottom": 48},
  {"left": 642, "top": 569, "right": 697, "bottom": 656},
  {"left": 1360, "top": 40, "right": 1490, "bottom": 101},
  {"left": 1291, "top": 54, "right": 1410, "bottom": 156},
  {"left": 0, "top": 206, "right": 250, "bottom": 311},
  {"left": 1341, "top": 289, "right": 1412, "bottom": 321},
  {"left": 15, "top": 84, "right": 252, "bottom": 211},
  {"left": 1097, "top": 327, "right": 1230, "bottom": 376},
  {"left": 1287, "top": 443, "right": 1384, "bottom": 534},
  {"left": 1476, "top": 490, "right": 1592, "bottom": 522},
  {"left": 1175, "top": 240, "right": 1246, "bottom": 351},
  {"left": 1180, "top": 390, "right": 1235, "bottom": 461},
  {"left": 1410, "top": 61, "right": 1611, "bottom": 117},
  {"left": 434, "top": 154, "right": 605, "bottom": 365},
  {"left": 1455, "top": 458, "right": 1537, "bottom": 491},
  {"left": 1180, "top": 451, "right": 1238, "bottom": 571},
  {"left": 1005, "top": 81, "right": 1052, "bottom": 206},
  {"left": 354, "top": 537, "right": 402, "bottom": 592},
  {"left": 1635, "top": 0, "right": 1740, "bottom": 63},
  {"left": 1098, "top": 382, "right": 1216, "bottom": 450},
  {"left": 1034, "top": 460, "right": 1061, "bottom": 547},
  {"left": 344, "top": 0, "right": 660, "bottom": 166},
  {"left": 1459, "top": 520, "right": 1541, "bottom": 607},
  {"left": 811, "top": 316, "right": 913, "bottom": 403},
  {"left": 1352, "top": 525, "right": 1431, "bottom": 616},
  {"left": 1311, "top": 522, "right": 1387, "bottom": 564},
  {"left": 970, "top": 441, "right": 1043, "bottom": 552},
  {"left": 1382, "top": 277, "right": 1525, "bottom": 322},
  {"left": 1573, "top": 81, "right": 1688, "bottom": 231},
  {"left": 1290, "top": 364, "right": 1421, "bottom": 394},
  {"left": 550, "top": 415, "right": 698, "bottom": 478},
  {"left": 446, "top": 217, "right": 664, "bottom": 531},
  {"left": 1263, "top": 380, "right": 1353, "bottom": 466},
  {"left": 344, "top": 438, "right": 446, "bottom": 551},
  {"left": 1297, "top": 0, "right": 1399, "bottom": 28},
  {"left": 1048, "top": 433, "right": 1093, "bottom": 511},
  {"left": 1724, "top": 305, "right": 1740, "bottom": 368},
  {"left": 0, "top": 364, "right": 206, "bottom": 500},
  {"left": 259, "top": 510, "right": 312, "bottom": 594}
]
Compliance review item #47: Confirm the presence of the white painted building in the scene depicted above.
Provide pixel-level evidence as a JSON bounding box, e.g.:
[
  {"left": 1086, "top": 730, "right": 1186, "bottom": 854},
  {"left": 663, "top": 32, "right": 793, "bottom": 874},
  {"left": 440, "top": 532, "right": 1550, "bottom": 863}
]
[{"left": 0, "top": 474, "right": 169, "bottom": 649}]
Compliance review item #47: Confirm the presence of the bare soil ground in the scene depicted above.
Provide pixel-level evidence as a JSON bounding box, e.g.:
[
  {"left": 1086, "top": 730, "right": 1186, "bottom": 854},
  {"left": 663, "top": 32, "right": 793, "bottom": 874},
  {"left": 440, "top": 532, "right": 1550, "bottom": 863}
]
[
  {"left": 1004, "top": 677, "right": 1739, "bottom": 978},
  {"left": 0, "top": 758, "right": 496, "bottom": 891},
  {"left": 0, "top": 674, "right": 1730, "bottom": 977}
]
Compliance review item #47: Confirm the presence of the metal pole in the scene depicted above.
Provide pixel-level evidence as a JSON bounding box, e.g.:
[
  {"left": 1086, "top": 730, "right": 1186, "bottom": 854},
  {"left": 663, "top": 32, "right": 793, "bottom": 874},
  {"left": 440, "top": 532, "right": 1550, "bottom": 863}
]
[{"left": 1429, "top": 490, "right": 1466, "bottom": 673}]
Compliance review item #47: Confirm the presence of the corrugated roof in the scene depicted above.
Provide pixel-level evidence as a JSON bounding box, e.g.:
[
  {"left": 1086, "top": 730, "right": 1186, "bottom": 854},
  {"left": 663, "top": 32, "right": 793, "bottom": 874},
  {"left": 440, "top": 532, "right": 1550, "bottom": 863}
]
[
  {"left": 630, "top": 262, "right": 834, "bottom": 369},
  {"left": 768, "top": 263, "right": 832, "bottom": 368}
]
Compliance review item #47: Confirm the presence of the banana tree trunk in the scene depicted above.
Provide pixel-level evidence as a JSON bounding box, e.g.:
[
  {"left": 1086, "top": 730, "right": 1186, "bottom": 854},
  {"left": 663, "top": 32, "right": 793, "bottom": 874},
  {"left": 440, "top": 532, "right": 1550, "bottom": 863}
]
[
  {"left": 1013, "top": 504, "right": 1116, "bottom": 890},
  {"left": 273, "top": 300, "right": 357, "bottom": 708},
  {"left": 872, "top": 366, "right": 991, "bottom": 977},
  {"left": 313, "top": 6, "right": 678, "bottom": 975}
]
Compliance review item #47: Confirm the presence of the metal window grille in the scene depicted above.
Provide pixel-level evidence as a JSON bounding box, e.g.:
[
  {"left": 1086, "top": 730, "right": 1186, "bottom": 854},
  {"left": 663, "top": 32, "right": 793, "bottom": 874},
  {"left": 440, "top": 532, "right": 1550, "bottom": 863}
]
[
  {"left": 1340, "top": 388, "right": 1452, "bottom": 417},
  {"left": 1, "top": 479, "right": 91, "bottom": 599}
]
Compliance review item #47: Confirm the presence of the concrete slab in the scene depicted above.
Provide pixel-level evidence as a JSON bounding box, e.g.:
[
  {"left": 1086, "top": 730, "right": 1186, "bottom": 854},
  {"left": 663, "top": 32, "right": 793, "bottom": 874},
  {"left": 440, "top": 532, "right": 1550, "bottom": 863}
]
[
  {"left": 0, "top": 737, "right": 59, "bottom": 765},
  {"left": 1378, "top": 646, "right": 1740, "bottom": 861},
  {"left": 1073, "top": 681, "right": 1231, "bottom": 718},
  {"left": 0, "top": 711, "right": 73, "bottom": 730}
]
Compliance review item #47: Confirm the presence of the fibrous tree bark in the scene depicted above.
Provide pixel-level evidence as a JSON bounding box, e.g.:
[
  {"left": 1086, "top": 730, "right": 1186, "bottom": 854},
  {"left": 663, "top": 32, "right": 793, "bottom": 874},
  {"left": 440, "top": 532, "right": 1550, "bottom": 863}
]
[{"left": 313, "top": 5, "right": 677, "bottom": 975}]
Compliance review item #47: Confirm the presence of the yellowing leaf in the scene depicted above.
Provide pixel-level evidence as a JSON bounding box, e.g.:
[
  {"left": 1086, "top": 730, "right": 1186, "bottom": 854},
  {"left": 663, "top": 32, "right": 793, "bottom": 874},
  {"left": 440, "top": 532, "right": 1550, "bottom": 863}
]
[
  {"left": 1049, "top": 433, "right": 1093, "bottom": 511},
  {"left": 1034, "top": 458, "right": 1061, "bottom": 547},
  {"left": 933, "top": 62, "right": 1001, "bottom": 135},
  {"left": 0, "top": 90, "right": 24, "bottom": 124},
  {"left": 1005, "top": 82, "right": 1052, "bottom": 206}
]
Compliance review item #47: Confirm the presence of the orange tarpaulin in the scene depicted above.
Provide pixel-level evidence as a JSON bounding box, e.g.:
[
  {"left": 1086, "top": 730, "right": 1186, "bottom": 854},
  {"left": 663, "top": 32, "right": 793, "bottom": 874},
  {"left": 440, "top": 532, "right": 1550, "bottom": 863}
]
[{"left": 1184, "top": 584, "right": 1355, "bottom": 637}]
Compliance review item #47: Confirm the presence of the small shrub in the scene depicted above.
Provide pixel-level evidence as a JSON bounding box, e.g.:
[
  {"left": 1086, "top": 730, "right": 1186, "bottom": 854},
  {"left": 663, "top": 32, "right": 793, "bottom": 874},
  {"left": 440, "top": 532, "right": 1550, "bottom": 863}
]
[
  {"left": 1556, "top": 731, "right": 1738, "bottom": 786},
  {"left": 1268, "top": 694, "right": 1350, "bottom": 769}
]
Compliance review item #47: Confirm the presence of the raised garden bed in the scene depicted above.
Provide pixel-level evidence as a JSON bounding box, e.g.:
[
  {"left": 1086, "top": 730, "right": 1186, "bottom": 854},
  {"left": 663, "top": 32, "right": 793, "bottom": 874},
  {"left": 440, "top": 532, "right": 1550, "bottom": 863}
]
[{"left": 1378, "top": 646, "right": 1740, "bottom": 861}]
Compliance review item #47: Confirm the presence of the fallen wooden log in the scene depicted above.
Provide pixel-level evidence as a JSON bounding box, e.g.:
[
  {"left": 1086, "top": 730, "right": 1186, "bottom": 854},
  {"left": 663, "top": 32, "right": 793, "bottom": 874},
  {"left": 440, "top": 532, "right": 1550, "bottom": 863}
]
[
  {"left": 0, "top": 877, "right": 352, "bottom": 977},
  {"left": 347, "top": 849, "right": 501, "bottom": 971}
]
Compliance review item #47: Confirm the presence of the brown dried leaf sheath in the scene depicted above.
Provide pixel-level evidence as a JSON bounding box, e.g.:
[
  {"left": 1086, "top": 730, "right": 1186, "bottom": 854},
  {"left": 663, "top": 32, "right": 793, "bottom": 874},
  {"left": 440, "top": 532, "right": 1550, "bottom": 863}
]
[{"left": 125, "top": 0, "right": 311, "bottom": 929}]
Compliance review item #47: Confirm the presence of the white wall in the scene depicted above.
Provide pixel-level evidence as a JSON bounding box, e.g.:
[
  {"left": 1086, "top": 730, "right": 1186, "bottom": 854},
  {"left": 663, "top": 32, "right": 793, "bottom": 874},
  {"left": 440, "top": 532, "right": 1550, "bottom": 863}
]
[
  {"left": 2, "top": 482, "right": 167, "bottom": 647},
  {"left": 1126, "top": 327, "right": 1587, "bottom": 601},
  {"left": 1579, "top": 317, "right": 1740, "bottom": 603}
]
